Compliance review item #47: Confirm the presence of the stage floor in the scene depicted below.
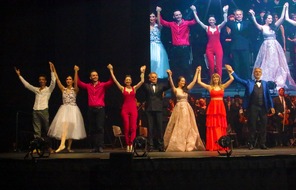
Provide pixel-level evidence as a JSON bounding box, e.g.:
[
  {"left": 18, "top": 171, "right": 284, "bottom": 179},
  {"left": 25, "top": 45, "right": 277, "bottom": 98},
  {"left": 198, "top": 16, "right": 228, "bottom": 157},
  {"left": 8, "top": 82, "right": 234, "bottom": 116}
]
[{"left": 1, "top": 146, "right": 296, "bottom": 160}]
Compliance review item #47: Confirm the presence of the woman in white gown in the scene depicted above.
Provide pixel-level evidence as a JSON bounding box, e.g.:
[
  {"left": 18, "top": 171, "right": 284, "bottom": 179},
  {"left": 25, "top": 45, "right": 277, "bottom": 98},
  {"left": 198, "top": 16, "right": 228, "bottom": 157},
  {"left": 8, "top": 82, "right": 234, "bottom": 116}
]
[
  {"left": 150, "top": 12, "right": 170, "bottom": 79},
  {"left": 249, "top": 4, "right": 296, "bottom": 90},
  {"left": 163, "top": 68, "right": 205, "bottom": 152},
  {"left": 48, "top": 65, "right": 86, "bottom": 153}
]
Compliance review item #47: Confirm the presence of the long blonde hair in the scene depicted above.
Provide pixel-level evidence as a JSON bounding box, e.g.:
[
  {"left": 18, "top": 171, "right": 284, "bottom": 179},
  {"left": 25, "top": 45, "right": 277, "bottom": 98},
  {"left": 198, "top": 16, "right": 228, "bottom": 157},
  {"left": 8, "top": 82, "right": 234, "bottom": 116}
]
[{"left": 209, "top": 73, "right": 223, "bottom": 89}]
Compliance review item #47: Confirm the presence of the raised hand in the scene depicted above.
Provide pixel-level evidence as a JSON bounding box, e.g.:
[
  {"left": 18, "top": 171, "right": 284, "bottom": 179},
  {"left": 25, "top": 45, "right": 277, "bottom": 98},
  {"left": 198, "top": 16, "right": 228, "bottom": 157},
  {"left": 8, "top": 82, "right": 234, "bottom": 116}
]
[
  {"left": 223, "top": 5, "right": 229, "bottom": 13},
  {"left": 107, "top": 64, "right": 113, "bottom": 70},
  {"left": 140, "top": 65, "right": 146, "bottom": 73},
  {"left": 14, "top": 67, "right": 21, "bottom": 76},
  {"left": 166, "top": 69, "right": 172, "bottom": 76},
  {"left": 156, "top": 6, "right": 162, "bottom": 12},
  {"left": 74, "top": 65, "right": 79, "bottom": 71},
  {"left": 190, "top": 5, "right": 196, "bottom": 11}
]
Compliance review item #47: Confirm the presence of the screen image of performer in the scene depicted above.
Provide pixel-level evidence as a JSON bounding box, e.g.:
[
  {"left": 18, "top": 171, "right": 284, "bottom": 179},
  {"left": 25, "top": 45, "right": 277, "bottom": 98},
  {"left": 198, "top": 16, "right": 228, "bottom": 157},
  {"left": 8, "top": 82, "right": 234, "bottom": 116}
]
[
  {"left": 226, "top": 8, "right": 252, "bottom": 80},
  {"left": 156, "top": 6, "right": 197, "bottom": 79},
  {"left": 249, "top": 3, "right": 296, "bottom": 90},
  {"left": 14, "top": 62, "right": 56, "bottom": 154},
  {"left": 150, "top": 12, "right": 170, "bottom": 79},
  {"left": 225, "top": 64, "right": 275, "bottom": 150},
  {"left": 190, "top": 5, "right": 229, "bottom": 77},
  {"left": 75, "top": 65, "right": 113, "bottom": 153},
  {"left": 107, "top": 64, "right": 146, "bottom": 152},
  {"left": 197, "top": 66, "right": 234, "bottom": 151},
  {"left": 48, "top": 64, "right": 86, "bottom": 153},
  {"left": 163, "top": 68, "right": 205, "bottom": 152}
]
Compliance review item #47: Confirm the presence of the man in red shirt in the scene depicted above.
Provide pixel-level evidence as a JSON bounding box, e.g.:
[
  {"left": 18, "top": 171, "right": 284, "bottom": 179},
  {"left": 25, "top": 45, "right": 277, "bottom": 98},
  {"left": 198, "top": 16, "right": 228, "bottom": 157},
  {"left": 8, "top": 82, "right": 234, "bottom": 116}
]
[
  {"left": 156, "top": 6, "right": 197, "bottom": 78},
  {"left": 74, "top": 65, "right": 113, "bottom": 153}
]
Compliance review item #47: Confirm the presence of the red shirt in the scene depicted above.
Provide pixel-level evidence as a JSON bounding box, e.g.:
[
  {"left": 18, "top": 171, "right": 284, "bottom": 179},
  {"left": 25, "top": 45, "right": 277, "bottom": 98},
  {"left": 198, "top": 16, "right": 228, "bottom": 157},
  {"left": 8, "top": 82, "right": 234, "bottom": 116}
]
[
  {"left": 160, "top": 16, "right": 197, "bottom": 46},
  {"left": 77, "top": 76, "right": 113, "bottom": 107}
]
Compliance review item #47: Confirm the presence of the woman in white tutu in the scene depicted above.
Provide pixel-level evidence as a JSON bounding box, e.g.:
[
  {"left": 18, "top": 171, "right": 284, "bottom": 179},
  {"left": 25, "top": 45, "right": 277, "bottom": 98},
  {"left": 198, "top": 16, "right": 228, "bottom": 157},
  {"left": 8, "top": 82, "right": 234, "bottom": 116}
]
[
  {"left": 48, "top": 64, "right": 86, "bottom": 153},
  {"left": 249, "top": 4, "right": 296, "bottom": 90}
]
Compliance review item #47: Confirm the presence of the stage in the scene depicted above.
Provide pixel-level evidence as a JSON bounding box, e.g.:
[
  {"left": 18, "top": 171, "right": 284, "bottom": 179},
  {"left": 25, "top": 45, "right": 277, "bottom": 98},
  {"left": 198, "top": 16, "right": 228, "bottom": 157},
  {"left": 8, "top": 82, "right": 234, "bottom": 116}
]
[{"left": 1, "top": 147, "right": 296, "bottom": 190}]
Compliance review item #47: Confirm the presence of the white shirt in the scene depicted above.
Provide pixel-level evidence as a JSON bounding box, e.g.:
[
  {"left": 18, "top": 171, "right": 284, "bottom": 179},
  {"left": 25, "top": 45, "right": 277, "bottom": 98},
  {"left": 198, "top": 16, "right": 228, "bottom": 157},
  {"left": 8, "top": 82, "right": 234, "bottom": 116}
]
[{"left": 19, "top": 72, "right": 56, "bottom": 110}]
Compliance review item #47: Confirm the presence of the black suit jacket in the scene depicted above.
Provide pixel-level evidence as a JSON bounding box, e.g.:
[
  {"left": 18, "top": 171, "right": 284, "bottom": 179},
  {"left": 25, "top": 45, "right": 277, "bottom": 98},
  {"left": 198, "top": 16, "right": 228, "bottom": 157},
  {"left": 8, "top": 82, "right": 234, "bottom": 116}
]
[
  {"left": 143, "top": 82, "right": 170, "bottom": 112},
  {"left": 226, "top": 20, "right": 251, "bottom": 51},
  {"left": 273, "top": 96, "right": 292, "bottom": 120}
]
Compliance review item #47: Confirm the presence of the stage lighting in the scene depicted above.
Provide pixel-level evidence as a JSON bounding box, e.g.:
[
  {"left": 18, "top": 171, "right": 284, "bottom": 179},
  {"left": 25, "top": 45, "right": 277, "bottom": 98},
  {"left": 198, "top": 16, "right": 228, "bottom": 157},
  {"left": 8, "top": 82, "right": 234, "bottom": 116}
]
[
  {"left": 133, "top": 136, "right": 148, "bottom": 157},
  {"left": 217, "top": 135, "right": 233, "bottom": 157},
  {"left": 24, "top": 137, "right": 51, "bottom": 160}
]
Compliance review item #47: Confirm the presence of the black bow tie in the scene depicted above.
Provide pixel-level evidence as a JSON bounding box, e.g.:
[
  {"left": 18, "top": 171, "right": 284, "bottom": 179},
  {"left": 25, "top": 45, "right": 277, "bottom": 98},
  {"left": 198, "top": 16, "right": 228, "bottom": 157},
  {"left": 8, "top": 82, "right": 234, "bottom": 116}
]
[
  {"left": 151, "top": 83, "right": 156, "bottom": 86},
  {"left": 236, "top": 20, "right": 242, "bottom": 23},
  {"left": 255, "top": 80, "right": 261, "bottom": 83}
]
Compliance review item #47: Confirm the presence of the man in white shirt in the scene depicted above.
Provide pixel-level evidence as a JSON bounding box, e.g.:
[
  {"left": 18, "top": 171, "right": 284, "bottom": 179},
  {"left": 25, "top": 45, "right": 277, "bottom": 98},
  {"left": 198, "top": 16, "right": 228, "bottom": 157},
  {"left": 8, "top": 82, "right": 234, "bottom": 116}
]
[{"left": 15, "top": 62, "right": 56, "bottom": 153}]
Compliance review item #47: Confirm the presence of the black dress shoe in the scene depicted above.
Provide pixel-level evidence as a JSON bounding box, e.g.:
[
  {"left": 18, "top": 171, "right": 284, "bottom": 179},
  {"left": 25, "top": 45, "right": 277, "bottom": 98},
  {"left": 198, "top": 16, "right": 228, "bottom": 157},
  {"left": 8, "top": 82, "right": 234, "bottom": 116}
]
[
  {"left": 260, "top": 144, "right": 268, "bottom": 150},
  {"left": 158, "top": 147, "right": 165, "bottom": 152},
  {"left": 90, "top": 148, "right": 99, "bottom": 153},
  {"left": 98, "top": 147, "right": 104, "bottom": 153},
  {"left": 248, "top": 144, "right": 254, "bottom": 150}
]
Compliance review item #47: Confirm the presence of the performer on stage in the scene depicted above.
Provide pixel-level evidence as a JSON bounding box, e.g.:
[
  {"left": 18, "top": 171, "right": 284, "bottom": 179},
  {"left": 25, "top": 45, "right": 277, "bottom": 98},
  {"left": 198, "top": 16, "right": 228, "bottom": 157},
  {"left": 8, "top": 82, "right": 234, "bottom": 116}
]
[
  {"left": 143, "top": 72, "right": 170, "bottom": 152},
  {"left": 225, "top": 64, "right": 275, "bottom": 150},
  {"left": 107, "top": 64, "right": 146, "bottom": 152},
  {"left": 14, "top": 62, "right": 56, "bottom": 154},
  {"left": 163, "top": 68, "right": 205, "bottom": 152},
  {"left": 190, "top": 5, "right": 229, "bottom": 77},
  {"left": 75, "top": 65, "right": 113, "bottom": 153},
  {"left": 48, "top": 64, "right": 86, "bottom": 153},
  {"left": 197, "top": 66, "right": 234, "bottom": 151}
]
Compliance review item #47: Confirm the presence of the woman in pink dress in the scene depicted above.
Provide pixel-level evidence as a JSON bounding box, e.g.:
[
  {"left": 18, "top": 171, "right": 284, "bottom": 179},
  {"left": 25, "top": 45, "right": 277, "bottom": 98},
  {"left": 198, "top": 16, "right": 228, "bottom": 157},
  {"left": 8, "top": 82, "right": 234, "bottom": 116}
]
[
  {"left": 191, "top": 5, "right": 228, "bottom": 77},
  {"left": 197, "top": 66, "right": 233, "bottom": 151},
  {"left": 164, "top": 68, "right": 205, "bottom": 152},
  {"left": 107, "top": 64, "right": 146, "bottom": 152}
]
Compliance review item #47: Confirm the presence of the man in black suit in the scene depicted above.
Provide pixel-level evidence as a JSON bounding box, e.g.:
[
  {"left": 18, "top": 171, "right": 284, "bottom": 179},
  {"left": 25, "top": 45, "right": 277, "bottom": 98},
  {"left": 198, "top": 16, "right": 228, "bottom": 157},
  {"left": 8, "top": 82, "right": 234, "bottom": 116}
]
[
  {"left": 226, "top": 9, "right": 252, "bottom": 80},
  {"left": 143, "top": 72, "right": 170, "bottom": 152},
  {"left": 272, "top": 88, "right": 293, "bottom": 146}
]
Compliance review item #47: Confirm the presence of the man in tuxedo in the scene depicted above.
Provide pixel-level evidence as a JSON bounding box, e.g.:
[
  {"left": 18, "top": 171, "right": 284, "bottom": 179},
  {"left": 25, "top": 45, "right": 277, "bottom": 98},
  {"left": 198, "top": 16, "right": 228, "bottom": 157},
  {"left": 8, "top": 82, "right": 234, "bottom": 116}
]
[
  {"left": 225, "top": 64, "right": 275, "bottom": 150},
  {"left": 272, "top": 88, "right": 293, "bottom": 146},
  {"left": 226, "top": 9, "right": 252, "bottom": 80},
  {"left": 143, "top": 72, "right": 170, "bottom": 151}
]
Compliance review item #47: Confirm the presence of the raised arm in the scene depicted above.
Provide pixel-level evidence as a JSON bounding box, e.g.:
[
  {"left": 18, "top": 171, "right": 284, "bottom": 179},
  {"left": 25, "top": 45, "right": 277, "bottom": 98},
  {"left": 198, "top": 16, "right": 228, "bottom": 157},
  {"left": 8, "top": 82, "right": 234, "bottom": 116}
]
[
  {"left": 196, "top": 66, "right": 211, "bottom": 91},
  {"left": 107, "top": 64, "right": 124, "bottom": 92},
  {"left": 275, "top": 3, "right": 287, "bottom": 27},
  {"left": 167, "top": 69, "right": 176, "bottom": 94},
  {"left": 73, "top": 65, "right": 79, "bottom": 93},
  {"left": 50, "top": 62, "right": 64, "bottom": 92},
  {"left": 249, "top": 9, "right": 263, "bottom": 31},
  {"left": 134, "top": 65, "right": 146, "bottom": 91},
  {"left": 285, "top": 3, "right": 296, "bottom": 26},
  {"left": 187, "top": 67, "right": 198, "bottom": 90},
  {"left": 221, "top": 69, "right": 234, "bottom": 89},
  {"left": 218, "top": 5, "right": 229, "bottom": 30},
  {"left": 190, "top": 5, "right": 207, "bottom": 30}
]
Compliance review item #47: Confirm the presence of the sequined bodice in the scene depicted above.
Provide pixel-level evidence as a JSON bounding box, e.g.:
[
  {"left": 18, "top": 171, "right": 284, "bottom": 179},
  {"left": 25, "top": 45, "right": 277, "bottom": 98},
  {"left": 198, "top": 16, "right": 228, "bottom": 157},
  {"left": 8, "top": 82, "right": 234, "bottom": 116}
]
[
  {"left": 262, "top": 26, "right": 276, "bottom": 40},
  {"left": 62, "top": 88, "right": 77, "bottom": 106},
  {"left": 150, "top": 24, "right": 161, "bottom": 43},
  {"left": 176, "top": 89, "right": 188, "bottom": 102}
]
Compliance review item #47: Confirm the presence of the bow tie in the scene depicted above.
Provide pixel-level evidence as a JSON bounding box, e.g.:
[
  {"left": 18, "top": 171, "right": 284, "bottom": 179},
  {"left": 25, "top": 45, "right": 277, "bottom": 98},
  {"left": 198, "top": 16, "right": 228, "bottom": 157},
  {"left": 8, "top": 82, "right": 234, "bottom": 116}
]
[
  {"left": 236, "top": 20, "right": 242, "bottom": 23},
  {"left": 151, "top": 83, "right": 156, "bottom": 86},
  {"left": 255, "top": 80, "right": 261, "bottom": 83}
]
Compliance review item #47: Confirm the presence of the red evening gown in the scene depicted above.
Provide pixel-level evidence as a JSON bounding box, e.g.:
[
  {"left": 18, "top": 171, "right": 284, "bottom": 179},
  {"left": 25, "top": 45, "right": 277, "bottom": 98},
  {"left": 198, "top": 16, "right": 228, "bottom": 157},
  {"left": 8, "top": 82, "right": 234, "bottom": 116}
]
[{"left": 206, "top": 89, "right": 227, "bottom": 151}]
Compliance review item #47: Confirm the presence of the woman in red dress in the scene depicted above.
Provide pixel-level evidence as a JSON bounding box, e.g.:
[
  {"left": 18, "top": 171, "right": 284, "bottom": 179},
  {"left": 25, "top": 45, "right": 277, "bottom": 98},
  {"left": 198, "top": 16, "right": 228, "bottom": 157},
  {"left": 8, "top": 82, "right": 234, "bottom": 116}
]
[
  {"left": 191, "top": 5, "right": 228, "bottom": 77},
  {"left": 108, "top": 64, "right": 146, "bottom": 152},
  {"left": 197, "top": 66, "right": 233, "bottom": 151}
]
